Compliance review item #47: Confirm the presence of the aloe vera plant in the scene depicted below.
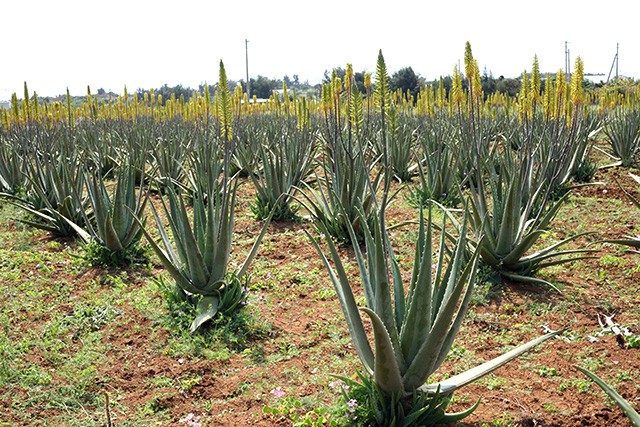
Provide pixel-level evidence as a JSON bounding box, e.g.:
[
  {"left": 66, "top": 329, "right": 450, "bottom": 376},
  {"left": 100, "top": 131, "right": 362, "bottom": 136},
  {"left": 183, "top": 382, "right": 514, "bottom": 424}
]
[
  {"left": 0, "top": 130, "right": 28, "bottom": 195},
  {"left": 135, "top": 60, "right": 276, "bottom": 332},
  {"left": 310, "top": 199, "right": 562, "bottom": 424},
  {"left": 307, "top": 47, "right": 563, "bottom": 425},
  {"left": 458, "top": 48, "right": 597, "bottom": 286},
  {"left": 231, "top": 115, "right": 263, "bottom": 177},
  {"left": 576, "top": 366, "right": 640, "bottom": 427},
  {"left": 602, "top": 173, "right": 640, "bottom": 252},
  {"left": 410, "top": 114, "right": 461, "bottom": 207},
  {"left": 250, "top": 116, "right": 316, "bottom": 221},
  {"left": 468, "top": 145, "right": 597, "bottom": 286},
  {"left": 603, "top": 107, "right": 640, "bottom": 168},
  {"left": 373, "top": 110, "right": 419, "bottom": 182},
  {"left": 149, "top": 119, "right": 193, "bottom": 192},
  {"left": 300, "top": 69, "right": 382, "bottom": 243},
  {"left": 7, "top": 148, "right": 88, "bottom": 237},
  {"left": 72, "top": 164, "right": 148, "bottom": 265}
]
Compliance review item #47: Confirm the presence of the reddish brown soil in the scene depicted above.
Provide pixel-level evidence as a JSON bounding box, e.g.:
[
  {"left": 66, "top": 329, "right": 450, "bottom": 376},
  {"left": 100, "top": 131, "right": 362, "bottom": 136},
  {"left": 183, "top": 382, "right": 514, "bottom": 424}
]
[{"left": 2, "top": 166, "right": 639, "bottom": 427}]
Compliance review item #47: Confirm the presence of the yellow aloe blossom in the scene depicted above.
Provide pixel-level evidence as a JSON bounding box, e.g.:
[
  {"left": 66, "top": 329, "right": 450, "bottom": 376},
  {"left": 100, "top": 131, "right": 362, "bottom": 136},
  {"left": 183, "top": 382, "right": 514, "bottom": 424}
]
[
  {"left": 464, "top": 41, "right": 474, "bottom": 82},
  {"left": 530, "top": 55, "right": 541, "bottom": 107},
  {"left": 472, "top": 59, "right": 483, "bottom": 106},
  {"left": 571, "top": 56, "right": 585, "bottom": 107},
  {"left": 554, "top": 69, "right": 566, "bottom": 121},
  {"left": 518, "top": 71, "right": 531, "bottom": 121},
  {"left": 543, "top": 73, "right": 554, "bottom": 119},
  {"left": 452, "top": 65, "right": 464, "bottom": 110}
]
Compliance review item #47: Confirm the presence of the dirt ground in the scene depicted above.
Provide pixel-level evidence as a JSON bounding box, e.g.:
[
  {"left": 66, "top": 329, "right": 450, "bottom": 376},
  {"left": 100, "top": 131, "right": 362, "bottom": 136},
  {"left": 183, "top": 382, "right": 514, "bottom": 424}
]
[{"left": 2, "top": 166, "right": 639, "bottom": 426}]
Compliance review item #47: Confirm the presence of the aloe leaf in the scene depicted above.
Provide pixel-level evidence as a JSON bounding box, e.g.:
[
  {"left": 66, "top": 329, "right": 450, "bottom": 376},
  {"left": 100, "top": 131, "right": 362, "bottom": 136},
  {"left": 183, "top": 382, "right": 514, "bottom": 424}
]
[
  {"left": 499, "top": 272, "right": 565, "bottom": 293},
  {"left": 537, "top": 192, "right": 570, "bottom": 231},
  {"left": 59, "top": 214, "right": 92, "bottom": 244},
  {"left": 420, "top": 329, "right": 564, "bottom": 395},
  {"left": 438, "top": 398, "right": 481, "bottom": 423},
  {"left": 353, "top": 206, "right": 404, "bottom": 367},
  {"left": 518, "top": 233, "right": 597, "bottom": 262},
  {"left": 501, "top": 229, "right": 545, "bottom": 266},
  {"left": 575, "top": 365, "right": 640, "bottom": 427},
  {"left": 528, "top": 251, "right": 599, "bottom": 270},
  {"left": 402, "top": 236, "right": 479, "bottom": 389},
  {"left": 431, "top": 245, "right": 480, "bottom": 374},
  {"left": 361, "top": 307, "right": 404, "bottom": 395},
  {"left": 400, "top": 208, "right": 433, "bottom": 363},
  {"left": 174, "top": 192, "right": 208, "bottom": 288},
  {"left": 103, "top": 213, "right": 124, "bottom": 252},
  {"left": 495, "top": 178, "right": 519, "bottom": 256},
  {"left": 190, "top": 295, "right": 220, "bottom": 333},
  {"left": 129, "top": 205, "right": 201, "bottom": 295},
  {"left": 305, "top": 227, "right": 374, "bottom": 375},
  {"left": 602, "top": 238, "right": 640, "bottom": 248}
]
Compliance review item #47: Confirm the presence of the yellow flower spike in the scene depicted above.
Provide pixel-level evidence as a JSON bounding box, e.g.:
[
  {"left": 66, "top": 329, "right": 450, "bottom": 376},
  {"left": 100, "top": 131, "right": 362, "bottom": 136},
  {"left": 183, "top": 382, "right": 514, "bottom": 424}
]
[
  {"left": 437, "top": 77, "right": 446, "bottom": 110},
  {"left": 364, "top": 71, "right": 371, "bottom": 92},
  {"left": 332, "top": 75, "right": 342, "bottom": 101},
  {"left": 374, "top": 49, "right": 391, "bottom": 117},
  {"left": 472, "top": 59, "right": 483, "bottom": 104},
  {"left": 22, "top": 82, "right": 30, "bottom": 122},
  {"left": 345, "top": 63, "right": 353, "bottom": 91},
  {"left": 32, "top": 92, "right": 39, "bottom": 123},
  {"left": 464, "top": 41, "right": 474, "bottom": 82},
  {"left": 11, "top": 93, "right": 19, "bottom": 123},
  {"left": 321, "top": 83, "right": 331, "bottom": 113},
  {"left": 530, "top": 56, "right": 541, "bottom": 115},
  {"left": 452, "top": 65, "right": 463, "bottom": 110},
  {"left": 117, "top": 95, "right": 123, "bottom": 119},
  {"left": 543, "top": 73, "right": 554, "bottom": 119},
  {"left": 571, "top": 56, "right": 585, "bottom": 107},
  {"left": 554, "top": 69, "right": 566, "bottom": 120},
  {"left": 217, "top": 60, "right": 233, "bottom": 140},
  {"left": 282, "top": 80, "right": 290, "bottom": 115},
  {"left": 518, "top": 71, "right": 530, "bottom": 122},
  {"left": 66, "top": 88, "right": 74, "bottom": 127}
]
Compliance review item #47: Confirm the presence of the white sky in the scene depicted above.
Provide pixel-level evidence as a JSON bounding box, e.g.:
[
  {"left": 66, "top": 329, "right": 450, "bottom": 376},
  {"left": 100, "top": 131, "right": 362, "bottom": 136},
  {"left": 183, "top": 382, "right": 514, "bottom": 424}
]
[{"left": 1, "top": 0, "right": 637, "bottom": 101}]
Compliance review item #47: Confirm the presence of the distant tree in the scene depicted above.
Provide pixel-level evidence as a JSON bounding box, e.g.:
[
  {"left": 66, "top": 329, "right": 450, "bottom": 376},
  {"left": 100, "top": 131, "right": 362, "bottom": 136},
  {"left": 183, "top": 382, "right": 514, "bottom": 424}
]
[
  {"left": 250, "top": 75, "right": 278, "bottom": 99},
  {"left": 390, "top": 66, "right": 421, "bottom": 101},
  {"left": 481, "top": 68, "right": 497, "bottom": 96},
  {"left": 495, "top": 76, "right": 521, "bottom": 97}
]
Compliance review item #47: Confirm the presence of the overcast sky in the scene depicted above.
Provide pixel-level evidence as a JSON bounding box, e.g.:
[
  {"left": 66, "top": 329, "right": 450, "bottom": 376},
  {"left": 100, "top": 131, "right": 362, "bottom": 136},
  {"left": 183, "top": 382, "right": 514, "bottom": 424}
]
[{"left": 1, "top": 0, "right": 636, "bottom": 100}]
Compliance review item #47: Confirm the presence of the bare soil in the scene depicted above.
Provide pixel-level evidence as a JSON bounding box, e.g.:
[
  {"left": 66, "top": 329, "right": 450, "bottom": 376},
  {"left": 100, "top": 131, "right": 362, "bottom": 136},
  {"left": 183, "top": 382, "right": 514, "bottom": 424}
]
[{"left": 1, "top": 165, "right": 639, "bottom": 427}]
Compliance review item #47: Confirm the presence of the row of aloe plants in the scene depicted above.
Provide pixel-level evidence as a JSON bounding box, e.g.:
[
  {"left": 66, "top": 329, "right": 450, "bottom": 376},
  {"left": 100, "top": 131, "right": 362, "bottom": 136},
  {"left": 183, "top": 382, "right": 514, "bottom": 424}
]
[
  {"left": 307, "top": 48, "right": 638, "bottom": 425},
  {"left": 1, "top": 50, "right": 639, "bottom": 425}
]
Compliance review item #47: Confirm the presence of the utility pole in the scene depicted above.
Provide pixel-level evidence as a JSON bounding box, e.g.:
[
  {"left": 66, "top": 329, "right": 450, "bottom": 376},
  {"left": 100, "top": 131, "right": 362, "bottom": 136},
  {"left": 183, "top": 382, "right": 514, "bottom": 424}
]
[
  {"left": 616, "top": 42, "right": 619, "bottom": 80},
  {"left": 245, "top": 39, "right": 250, "bottom": 100},
  {"left": 607, "top": 43, "right": 619, "bottom": 83},
  {"left": 565, "top": 41, "right": 571, "bottom": 78}
]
